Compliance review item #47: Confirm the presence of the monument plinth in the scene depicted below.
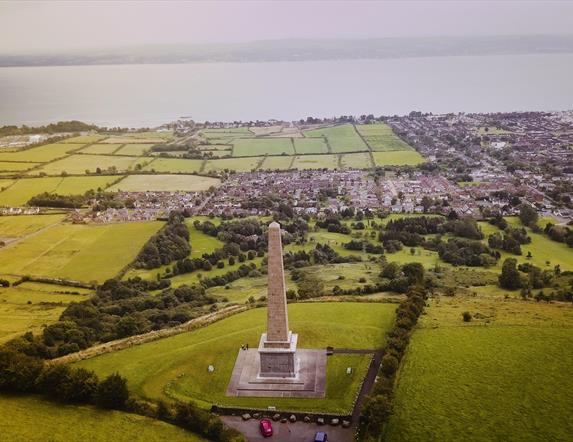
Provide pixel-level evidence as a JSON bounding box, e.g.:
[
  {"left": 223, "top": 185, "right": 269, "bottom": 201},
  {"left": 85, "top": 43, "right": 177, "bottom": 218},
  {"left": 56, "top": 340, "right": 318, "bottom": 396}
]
[{"left": 226, "top": 222, "right": 326, "bottom": 398}]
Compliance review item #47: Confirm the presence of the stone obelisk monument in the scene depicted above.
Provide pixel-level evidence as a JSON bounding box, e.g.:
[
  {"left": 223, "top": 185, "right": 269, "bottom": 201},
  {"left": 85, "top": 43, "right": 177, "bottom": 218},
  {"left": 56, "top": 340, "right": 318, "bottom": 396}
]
[{"left": 258, "top": 221, "right": 298, "bottom": 377}]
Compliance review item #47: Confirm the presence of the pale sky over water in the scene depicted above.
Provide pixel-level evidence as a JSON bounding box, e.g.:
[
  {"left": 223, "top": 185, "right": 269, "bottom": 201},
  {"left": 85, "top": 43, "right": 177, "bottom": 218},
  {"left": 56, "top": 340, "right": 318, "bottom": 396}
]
[{"left": 0, "top": 0, "right": 572, "bottom": 53}]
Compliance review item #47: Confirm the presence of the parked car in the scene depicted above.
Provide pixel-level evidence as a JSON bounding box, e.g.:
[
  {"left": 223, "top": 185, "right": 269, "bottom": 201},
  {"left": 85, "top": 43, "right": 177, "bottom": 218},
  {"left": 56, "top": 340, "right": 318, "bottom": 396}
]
[
  {"left": 314, "top": 432, "right": 328, "bottom": 442},
  {"left": 259, "top": 418, "right": 273, "bottom": 437}
]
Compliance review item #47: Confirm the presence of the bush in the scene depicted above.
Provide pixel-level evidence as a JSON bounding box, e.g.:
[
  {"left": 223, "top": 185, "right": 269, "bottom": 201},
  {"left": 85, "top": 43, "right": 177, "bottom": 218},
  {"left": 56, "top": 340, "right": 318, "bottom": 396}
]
[
  {"left": 0, "top": 349, "right": 43, "bottom": 392},
  {"left": 95, "top": 373, "right": 129, "bottom": 409},
  {"left": 380, "top": 354, "right": 399, "bottom": 376},
  {"left": 462, "top": 311, "right": 472, "bottom": 322}
]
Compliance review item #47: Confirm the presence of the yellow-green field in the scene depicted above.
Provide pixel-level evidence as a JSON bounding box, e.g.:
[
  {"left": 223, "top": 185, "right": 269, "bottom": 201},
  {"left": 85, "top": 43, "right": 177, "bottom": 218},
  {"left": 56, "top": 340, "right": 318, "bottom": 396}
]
[
  {"left": 0, "top": 143, "right": 84, "bottom": 162},
  {"left": 30, "top": 155, "right": 149, "bottom": 175},
  {"left": 0, "top": 221, "right": 163, "bottom": 283},
  {"left": 203, "top": 157, "right": 261, "bottom": 172},
  {"left": 0, "top": 176, "right": 119, "bottom": 206},
  {"left": 291, "top": 154, "right": 339, "bottom": 170},
  {"left": 79, "top": 144, "right": 123, "bottom": 155},
  {"left": 0, "top": 162, "right": 41, "bottom": 172},
  {"left": 340, "top": 152, "right": 373, "bottom": 169},
  {"left": 356, "top": 123, "right": 414, "bottom": 151},
  {"left": 294, "top": 137, "right": 329, "bottom": 154},
  {"left": 0, "top": 395, "right": 204, "bottom": 442},
  {"left": 77, "top": 302, "right": 396, "bottom": 413},
  {"left": 116, "top": 144, "right": 154, "bottom": 156},
  {"left": 64, "top": 134, "right": 106, "bottom": 144},
  {"left": 0, "top": 214, "right": 66, "bottom": 239},
  {"left": 144, "top": 158, "right": 204, "bottom": 173},
  {"left": 232, "top": 138, "right": 294, "bottom": 157},
  {"left": 259, "top": 155, "right": 294, "bottom": 170},
  {"left": 372, "top": 150, "right": 425, "bottom": 166},
  {"left": 304, "top": 124, "right": 368, "bottom": 153},
  {"left": 108, "top": 174, "right": 221, "bottom": 192}
]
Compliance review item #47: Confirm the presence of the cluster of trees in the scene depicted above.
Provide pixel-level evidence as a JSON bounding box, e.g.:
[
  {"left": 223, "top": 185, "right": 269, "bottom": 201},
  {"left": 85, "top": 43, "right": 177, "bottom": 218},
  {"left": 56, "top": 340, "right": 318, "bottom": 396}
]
[
  {"left": 499, "top": 258, "right": 558, "bottom": 291},
  {"left": 378, "top": 262, "right": 426, "bottom": 293},
  {"left": 28, "top": 189, "right": 130, "bottom": 210},
  {"left": 28, "top": 192, "right": 85, "bottom": 208},
  {"left": 8, "top": 278, "right": 215, "bottom": 359},
  {"left": 0, "top": 349, "right": 244, "bottom": 441},
  {"left": 344, "top": 239, "right": 384, "bottom": 254},
  {"left": 195, "top": 219, "right": 266, "bottom": 251},
  {"left": 0, "top": 120, "right": 97, "bottom": 136},
  {"left": 436, "top": 238, "right": 498, "bottom": 267},
  {"left": 544, "top": 223, "right": 573, "bottom": 248},
  {"left": 384, "top": 216, "right": 483, "bottom": 240},
  {"left": 315, "top": 216, "right": 351, "bottom": 234},
  {"left": 360, "top": 286, "right": 428, "bottom": 438},
  {"left": 135, "top": 213, "right": 191, "bottom": 269},
  {"left": 488, "top": 226, "right": 531, "bottom": 255}
]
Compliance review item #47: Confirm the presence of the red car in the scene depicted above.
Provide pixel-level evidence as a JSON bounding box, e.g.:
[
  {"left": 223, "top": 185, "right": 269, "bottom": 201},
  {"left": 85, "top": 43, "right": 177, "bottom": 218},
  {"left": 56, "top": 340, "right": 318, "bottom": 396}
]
[{"left": 259, "top": 418, "right": 273, "bottom": 437}]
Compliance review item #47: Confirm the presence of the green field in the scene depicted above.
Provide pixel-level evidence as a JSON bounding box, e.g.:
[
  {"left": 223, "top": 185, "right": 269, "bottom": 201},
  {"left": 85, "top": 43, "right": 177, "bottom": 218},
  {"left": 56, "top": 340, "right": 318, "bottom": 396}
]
[
  {"left": 372, "top": 150, "right": 425, "bottom": 166},
  {"left": 259, "top": 155, "right": 294, "bottom": 170},
  {"left": 304, "top": 124, "right": 368, "bottom": 153},
  {"left": 232, "top": 138, "right": 294, "bottom": 157},
  {"left": 385, "top": 295, "right": 573, "bottom": 441},
  {"left": 0, "top": 176, "right": 119, "bottom": 206},
  {"left": 79, "top": 144, "right": 123, "bottom": 155},
  {"left": 340, "top": 152, "right": 373, "bottom": 169},
  {"left": 0, "top": 143, "right": 84, "bottom": 162},
  {"left": 108, "top": 174, "right": 221, "bottom": 192},
  {"left": 0, "top": 221, "right": 163, "bottom": 283},
  {"left": 0, "top": 161, "right": 41, "bottom": 172},
  {"left": 77, "top": 302, "right": 396, "bottom": 413},
  {"left": 30, "top": 155, "right": 148, "bottom": 175},
  {"left": 293, "top": 138, "right": 329, "bottom": 154},
  {"left": 116, "top": 144, "right": 154, "bottom": 156},
  {"left": 291, "top": 154, "right": 339, "bottom": 170},
  {"left": 0, "top": 214, "right": 66, "bottom": 239},
  {"left": 204, "top": 157, "right": 261, "bottom": 172},
  {"left": 0, "top": 283, "right": 92, "bottom": 343},
  {"left": 144, "top": 158, "right": 204, "bottom": 173},
  {"left": 356, "top": 123, "right": 413, "bottom": 152},
  {"left": 0, "top": 395, "right": 203, "bottom": 442},
  {"left": 65, "top": 134, "right": 106, "bottom": 144}
]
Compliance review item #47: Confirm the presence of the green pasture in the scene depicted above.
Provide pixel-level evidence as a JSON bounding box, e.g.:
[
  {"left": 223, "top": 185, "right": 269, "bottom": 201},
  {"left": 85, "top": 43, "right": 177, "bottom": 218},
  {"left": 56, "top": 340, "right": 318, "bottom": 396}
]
[
  {"left": 203, "top": 157, "right": 261, "bottom": 173},
  {"left": 291, "top": 154, "right": 339, "bottom": 170},
  {"left": 0, "top": 161, "right": 41, "bottom": 172},
  {"left": 386, "top": 294, "right": 573, "bottom": 441},
  {"left": 77, "top": 302, "right": 396, "bottom": 413},
  {"left": 64, "top": 134, "right": 106, "bottom": 144},
  {"left": 79, "top": 144, "right": 123, "bottom": 155},
  {"left": 372, "top": 150, "right": 425, "bottom": 166},
  {"left": 116, "top": 144, "right": 154, "bottom": 156},
  {"left": 0, "top": 143, "right": 84, "bottom": 163},
  {"left": 356, "top": 123, "right": 413, "bottom": 152},
  {"left": 259, "top": 155, "right": 294, "bottom": 170},
  {"left": 108, "top": 174, "right": 220, "bottom": 192},
  {"left": 0, "top": 213, "right": 66, "bottom": 239},
  {"left": 0, "top": 176, "right": 118, "bottom": 206},
  {"left": 340, "top": 152, "right": 373, "bottom": 169},
  {"left": 144, "top": 158, "right": 204, "bottom": 173},
  {"left": 0, "top": 221, "right": 163, "bottom": 283},
  {"left": 232, "top": 138, "right": 294, "bottom": 157},
  {"left": 293, "top": 138, "right": 329, "bottom": 154},
  {"left": 31, "top": 155, "right": 148, "bottom": 175},
  {"left": 303, "top": 124, "right": 369, "bottom": 153},
  {"left": 0, "top": 395, "right": 203, "bottom": 442},
  {"left": 0, "top": 283, "right": 92, "bottom": 343}
]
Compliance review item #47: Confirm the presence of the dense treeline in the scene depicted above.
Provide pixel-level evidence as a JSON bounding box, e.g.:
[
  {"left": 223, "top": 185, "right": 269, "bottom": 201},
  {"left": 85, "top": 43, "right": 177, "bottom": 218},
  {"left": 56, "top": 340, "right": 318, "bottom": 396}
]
[
  {"left": 0, "top": 349, "right": 244, "bottom": 441},
  {"left": 0, "top": 121, "right": 97, "bottom": 136},
  {"left": 28, "top": 192, "right": 85, "bottom": 208},
  {"left": 134, "top": 212, "right": 191, "bottom": 269},
  {"left": 436, "top": 238, "right": 497, "bottom": 267},
  {"left": 6, "top": 278, "right": 217, "bottom": 359},
  {"left": 359, "top": 285, "right": 428, "bottom": 439},
  {"left": 488, "top": 226, "right": 531, "bottom": 255},
  {"left": 27, "top": 189, "right": 129, "bottom": 210}
]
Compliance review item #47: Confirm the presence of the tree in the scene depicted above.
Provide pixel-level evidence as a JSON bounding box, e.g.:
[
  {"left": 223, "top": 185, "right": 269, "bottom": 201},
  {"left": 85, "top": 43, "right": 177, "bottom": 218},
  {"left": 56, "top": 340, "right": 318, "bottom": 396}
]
[
  {"left": 380, "top": 354, "right": 399, "bottom": 376},
  {"left": 462, "top": 311, "right": 472, "bottom": 322},
  {"left": 402, "top": 262, "right": 425, "bottom": 285},
  {"left": 518, "top": 203, "right": 538, "bottom": 226},
  {"left": 361, "top": 394, "right": 392, "bottom": 434},
  {"left": 95, "top": 373, "right": 129, "bottom": 409},
  {"left": 297, "top": 272, "right": 325, "bottom": 299},
  {"left": 499, "top": 258, "right": 522, "bottom": 290}
]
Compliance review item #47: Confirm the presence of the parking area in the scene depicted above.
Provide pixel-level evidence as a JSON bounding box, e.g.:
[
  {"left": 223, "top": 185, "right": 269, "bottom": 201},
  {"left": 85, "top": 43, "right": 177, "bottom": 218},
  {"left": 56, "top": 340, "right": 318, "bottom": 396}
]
[{"left": 222, "top": 416, "right": 355, "bottom": 442}]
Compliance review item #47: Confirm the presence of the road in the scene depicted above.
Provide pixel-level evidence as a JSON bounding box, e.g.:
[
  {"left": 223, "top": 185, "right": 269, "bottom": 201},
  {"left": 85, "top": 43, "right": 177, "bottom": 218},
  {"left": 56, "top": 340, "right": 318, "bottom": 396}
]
[{"left": 222, "top": 416, "right": 354, "bottom": 442}]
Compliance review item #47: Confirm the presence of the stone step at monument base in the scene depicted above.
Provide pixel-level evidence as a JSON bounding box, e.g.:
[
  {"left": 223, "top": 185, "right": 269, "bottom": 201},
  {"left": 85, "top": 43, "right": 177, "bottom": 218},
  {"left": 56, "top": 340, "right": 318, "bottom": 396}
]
[{"left": 226, "top": 349, "right": 326, "bottom": 398}]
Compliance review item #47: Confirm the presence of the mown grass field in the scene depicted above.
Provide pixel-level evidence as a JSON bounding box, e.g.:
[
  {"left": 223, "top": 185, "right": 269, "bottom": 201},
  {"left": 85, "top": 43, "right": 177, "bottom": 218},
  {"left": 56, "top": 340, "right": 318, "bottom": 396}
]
[
  {"left": 0, "top": 221, "right": 163, "bottom": 283},
  {"left": 77, "top": 302, "right": 396, "bottom": 413},
  {"left": 340, "top": 152, "right": 373, "bottom": 169},
  {"left": 30, "top": 155, "right": 148, "bottom": 175},
  {"left": 116, "top": 143, "right": 154, "bottom": 156},
  {"left": 304, "top": 124, "right": 368, "bottom": 153},
  {"left": 144, "top": 158, "right": 204, "bottom": 173},
  {"left": 0, "top": 395, "right": 203, "bottom": 442},
  {"left": 204, "top": 157, "right": 261, "bottom": 172},
  {"left": 0, "top": 283, "right": 92, "bottom": 344},
  {"left": 232, "top": 138, "right": 294, "bottom": 157},
  {"left": 0, "top": 213, "right": 66, "bottom": 239},
  {"left": 294, "top": 137, "right": 329, "bottom": 154},
  {"left": 0, "top": 161, "right": 41, "bottom": 172},
  {"left": 385, "top": 294, "right": 573, "bottom": 441},
  {"left": 372, "top": 150, "right": 425, "bottom": 166},
  {"left": 108, "top": 174, "right": 220, "bottom": 192},
  {"left": 0, "top": 176, "right": 118, "bottom": 206},
  {"left": 356, "top": 123, "right": 414, "bottom": 152},
  {"left": 65, "top": 134, "right": 107, "bottom": 144},
  {"left": 0, "top": 143, "right": 84, "bottom": 162},
  {"left": 291, "top": 154, "right": 339, "bottom": 170},
  {"left": 79, "top": 144, "right": 123, "bottom": 155},
  {"left": 259, "top": 155, "right": 294, "bottom": 171}
]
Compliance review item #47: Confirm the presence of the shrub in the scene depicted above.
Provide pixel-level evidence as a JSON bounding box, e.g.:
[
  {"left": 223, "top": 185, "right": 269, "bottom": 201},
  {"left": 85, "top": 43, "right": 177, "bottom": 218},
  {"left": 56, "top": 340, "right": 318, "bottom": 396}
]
[
  {"left": 462, "top": 311, "right": 472, "bottom": 322},
  {"left": 95, "top": 373, "right": 129, "bottom": 409},
  {"left": 380, "top": 354, "right": 399, "bottom": 377}
]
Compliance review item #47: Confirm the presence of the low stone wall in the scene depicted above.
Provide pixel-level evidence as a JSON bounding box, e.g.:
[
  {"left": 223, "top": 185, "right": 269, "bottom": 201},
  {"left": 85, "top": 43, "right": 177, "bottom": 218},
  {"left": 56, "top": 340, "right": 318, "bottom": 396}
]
[
  {"left": 49, "top": 304, "right": 248, "bottom": 365},
  {"left": 213, "top": 405, "right": 352, "bottom": 424}
]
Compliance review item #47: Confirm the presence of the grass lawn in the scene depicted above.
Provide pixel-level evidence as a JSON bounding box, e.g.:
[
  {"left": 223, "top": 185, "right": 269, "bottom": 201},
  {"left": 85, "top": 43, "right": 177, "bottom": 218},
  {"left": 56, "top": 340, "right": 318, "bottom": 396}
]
[
  {"left": 0, "top": 161, "right": 41, "bottom": 172},
  {"left": 77, "top": 302, "right": 396, "bottom": 413},
  {"left": 31, "top": 155, "right": 148, "bottom": 175},
  {"left": 144, "top": 158, "right": 204, "bottom": 173},
  {"left": 0, "top": 283, "right": 92, "bottom": 343},
  {"left": 340, "top": 152, "right": 373, "bottom": 169},
  {"left": 0, "top": 176, "right": 119, "bottom": 206},
  {"left": 203, "top": 157, "right": 262, "bottom": 172},
  {"left": 232, "top": 138, "right": 294, "bottom": 157},
  {"left": 0, "top": 213, "right": 66, "bottom": 239},
  {"left": 108, "top": 174, "right": 221, "bottom": 192},
  {"left": 0, "top": 221, "right": 163, "bottom": 283},
  {"left": 303, "top": 124, "right": 368, "bottom": 153},
  {"left": 356, "top": 123, "right": 413, "bottom": 152},
  {"left": 291, "top": 154, "right": 339, "bottom": 170},
  {"left": 79, "top": 144, "right": 123, "bottom": 155},
  {"left": 259, "top": 155, "right": 294, "bottom": 171},
  {"left": 116, "top": 144, "right": 154, "bottom": 156},
  {"left": 385, "top": 294, "right": 573, "bottom": 441},
  {"left": 372, "top": 150, "right": 425, "bottom": 166},
  {"left": 64, "top": 134, "right": 106, "bottom": 144},
  {"left": 0, "top": 395, "right": 203, "bottom": 441},
  {"left": 0, "top": 143, "right": 84, "bottom": 162},
  {"left": 293, "top": 138, "right": 329, "bottom": 154}
]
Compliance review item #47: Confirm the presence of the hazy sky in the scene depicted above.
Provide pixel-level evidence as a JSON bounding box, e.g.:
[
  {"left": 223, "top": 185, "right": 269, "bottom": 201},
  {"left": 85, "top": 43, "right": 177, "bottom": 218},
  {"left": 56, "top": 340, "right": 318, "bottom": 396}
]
[{"left": 1, "top": 1, "right": 572, "bottom": 53}]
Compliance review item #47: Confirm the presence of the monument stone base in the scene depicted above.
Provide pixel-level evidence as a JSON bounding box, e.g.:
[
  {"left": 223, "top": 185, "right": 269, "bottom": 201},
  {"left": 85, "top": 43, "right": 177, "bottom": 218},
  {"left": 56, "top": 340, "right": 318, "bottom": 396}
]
[
  {"left": 258, "top": 332, "right": 297, "bottom": 377},
  {"left": 226, "top": 348, "right": 326, "bottom": 398}
]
